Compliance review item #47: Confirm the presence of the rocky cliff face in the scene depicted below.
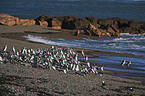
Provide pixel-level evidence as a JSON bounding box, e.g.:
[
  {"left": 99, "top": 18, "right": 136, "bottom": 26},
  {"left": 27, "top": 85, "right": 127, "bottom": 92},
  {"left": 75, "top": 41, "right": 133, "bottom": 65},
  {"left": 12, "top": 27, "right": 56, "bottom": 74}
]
[
  {"left": 0, "top": 13, "right": 35, "bottom": 26},
  {"left": 0, "top": 13, "right": 145, "bottom": 37}
]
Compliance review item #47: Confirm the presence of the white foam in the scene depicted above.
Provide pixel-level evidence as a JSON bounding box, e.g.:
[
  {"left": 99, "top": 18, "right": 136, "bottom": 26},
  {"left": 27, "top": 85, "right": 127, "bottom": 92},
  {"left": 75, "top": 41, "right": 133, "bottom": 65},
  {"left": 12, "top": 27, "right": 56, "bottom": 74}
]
[
  {"left": 24, "top": 34, "right": 145, "bottom": 57},
  {"left": 24, "top": 35, "right": 81, "bottom": 47}
]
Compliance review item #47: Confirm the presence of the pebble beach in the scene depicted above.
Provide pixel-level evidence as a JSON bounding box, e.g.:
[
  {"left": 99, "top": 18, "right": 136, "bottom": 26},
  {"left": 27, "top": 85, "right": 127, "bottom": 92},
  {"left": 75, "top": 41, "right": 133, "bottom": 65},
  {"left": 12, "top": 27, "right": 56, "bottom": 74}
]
[{"left": 0, "top": 25, "right": 145, "bottom": 95}]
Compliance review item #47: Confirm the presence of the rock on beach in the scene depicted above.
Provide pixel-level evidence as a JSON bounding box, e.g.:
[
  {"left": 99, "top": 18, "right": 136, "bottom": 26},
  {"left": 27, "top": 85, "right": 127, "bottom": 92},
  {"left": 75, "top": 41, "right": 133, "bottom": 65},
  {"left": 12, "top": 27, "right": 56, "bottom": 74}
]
[{"left": 0, "top": 13, "right": 145, "bottom": 37}]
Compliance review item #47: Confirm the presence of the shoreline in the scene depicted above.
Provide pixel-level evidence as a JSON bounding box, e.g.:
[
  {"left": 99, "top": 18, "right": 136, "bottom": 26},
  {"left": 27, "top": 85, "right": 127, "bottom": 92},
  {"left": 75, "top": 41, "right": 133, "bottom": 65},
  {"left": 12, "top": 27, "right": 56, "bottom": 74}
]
[
  {"left": 0, "top": 25, "right": 145, "bottom": 95},
  {"left": 0, "top": 25, "right": 144, "bottom": 79}
]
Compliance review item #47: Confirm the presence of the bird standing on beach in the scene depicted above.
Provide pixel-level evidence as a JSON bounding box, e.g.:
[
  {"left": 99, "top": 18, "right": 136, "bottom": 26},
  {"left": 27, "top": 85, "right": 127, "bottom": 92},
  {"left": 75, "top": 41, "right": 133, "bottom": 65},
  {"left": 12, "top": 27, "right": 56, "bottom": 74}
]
[
  {"left": 85, "top": 56, "right": 88, "bottom": 62},
  {"left": 81, "top": 50, "right": 85, "bottom": 56},
  {"left": 129, "top": 87, "right": 134, "bottom": 91},
  {"left": 0, "top": 56, "right": 3, "bottom": 63},
  {"left": 121, "top": 60, "right": 126, "bottom": 66},
  {"left": 3, "top": 45, "right": 7, "bottom": 52},
  {"left": 100, "top": 66, "right": 104, "bottom": 71},
  {"left": 127, "top": 61, "right": 131, "bottom": 66},
  {"left": 0, "top": 45, "right": 104, "bottom": 76},
  {"left": 12, "top": 47, "right": 16, "bottom": 53},
  {"left": 102, "top": 81, "right": 106, "bottom": 86}
]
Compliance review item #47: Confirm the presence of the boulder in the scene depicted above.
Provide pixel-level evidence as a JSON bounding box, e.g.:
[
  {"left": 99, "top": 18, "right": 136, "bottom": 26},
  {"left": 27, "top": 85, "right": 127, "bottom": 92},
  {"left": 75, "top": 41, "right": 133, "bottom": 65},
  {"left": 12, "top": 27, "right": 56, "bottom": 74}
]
[
  {"left": 107, "top": 27, "right": 116, "bottom": 33},
  {"left": 47, "top": 18, "right": 62, "bottom": 29},
  {"left": 61, "top": 16, "right": 79, "bottom": 29},
  {"left": 74, "top": 30, "right": 80, "bottom": 36},
  {"left": 20, "top": 19, "right": 35, "bottom": 26},
  {"left": 98, "top": 18, "right": 118, "bottom": 27},
  {"left": 117, "top": 18, "right": 131, "bottom": 28},
  {"left": 111, "top": 25, "right": 119, "bottom": 32},
  {"left": 0, "top": 13, "right": 20, "bottom": 26},
  {"left": 77, "top": 18, "right": 90, "bottom": 29},
  {"left": 35, "top": 15, "right": 51, "bottom": 27},
  {"left": 87, "top": 23, "right": 102, "bottom": 37},
  {"left": 85, "top": 17, "right": 100, "bottom": 28},
  {"left": 61, "top": 16, "right": 90, "bottom": 29},
  {"left": 37, "top": 21, "right": 48, "bottom": 27},
  {"left": 85, "top": 30, "right": 92, "bottom": 35},
  {"left": 140, "top": 23, "right": 145, "bottom": 31},
  {"left": 54, "top": 16, "right": 64, "bottom": 22},
  {"left": 86, "top": 23, "right": 120, "bottom": 37},
  {"left": 35, "top": 15, "right": 51, "bottom": 21},
  {"left": 0, "top": 13, "right": 12, "bottom": 18}
]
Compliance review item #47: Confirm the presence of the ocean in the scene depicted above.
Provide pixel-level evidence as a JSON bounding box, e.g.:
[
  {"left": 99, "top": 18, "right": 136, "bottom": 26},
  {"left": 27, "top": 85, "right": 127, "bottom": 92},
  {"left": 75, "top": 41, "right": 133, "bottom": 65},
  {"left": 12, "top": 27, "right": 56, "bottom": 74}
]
[
  {"left": 0, "top": 0, "right": 145, "bottom": 22},
  {"left": 24, "top": 33, "right": 145, "bottom": 79},
  {"left": 1, "top": 0, "right": 145, "bottom": 79}
]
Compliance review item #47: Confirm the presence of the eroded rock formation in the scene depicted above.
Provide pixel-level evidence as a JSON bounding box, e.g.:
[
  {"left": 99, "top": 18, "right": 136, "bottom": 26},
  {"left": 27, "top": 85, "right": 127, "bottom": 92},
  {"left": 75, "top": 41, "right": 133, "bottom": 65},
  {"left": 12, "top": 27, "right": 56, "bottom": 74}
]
[{"left": 0, "top": 13, "right": 145, "bottom": 37}]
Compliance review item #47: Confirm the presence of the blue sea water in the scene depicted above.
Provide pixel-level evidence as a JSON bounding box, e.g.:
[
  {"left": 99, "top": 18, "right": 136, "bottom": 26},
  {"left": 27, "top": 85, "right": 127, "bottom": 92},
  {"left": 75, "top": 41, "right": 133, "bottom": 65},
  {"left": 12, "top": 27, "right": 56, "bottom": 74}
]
[
  {"left": 24, "top": 33, "right": 145, "bottom": 79},
  {"left": 0, "top": 0, "right": 145, "bottom": 22}
]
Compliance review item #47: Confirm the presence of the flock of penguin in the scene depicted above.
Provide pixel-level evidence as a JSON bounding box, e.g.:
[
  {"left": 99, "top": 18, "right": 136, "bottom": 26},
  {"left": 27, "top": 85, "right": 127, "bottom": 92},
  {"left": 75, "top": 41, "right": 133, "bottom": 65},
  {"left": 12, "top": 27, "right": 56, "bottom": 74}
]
[
  {"left": 0, "top": 45, "right": 132, "bottom": 75},
  {"left": 0, "top": 45, "right": 134, "bottom": 88},
  {"left": 0, "top": 45, "right": 104, "bottom": 76}
]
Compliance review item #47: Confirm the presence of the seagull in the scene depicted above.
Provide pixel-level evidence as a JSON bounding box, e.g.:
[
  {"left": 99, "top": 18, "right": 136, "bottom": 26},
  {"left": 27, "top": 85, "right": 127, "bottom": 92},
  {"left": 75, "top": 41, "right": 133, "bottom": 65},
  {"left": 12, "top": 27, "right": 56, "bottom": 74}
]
[
  {"left": 121, "top": 60, "right": 126, "bottom": 66},
  {"left": 127, "top": 61, "right": 131, "bottom": 66}
]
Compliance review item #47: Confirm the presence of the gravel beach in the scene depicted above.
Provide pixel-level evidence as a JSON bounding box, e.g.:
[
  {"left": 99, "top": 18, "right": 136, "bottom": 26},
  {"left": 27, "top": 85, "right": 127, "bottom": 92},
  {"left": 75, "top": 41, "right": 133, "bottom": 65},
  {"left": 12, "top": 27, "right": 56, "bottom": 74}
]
[{"left": 0, "top": 25, "right": 145, "bottom": 96}]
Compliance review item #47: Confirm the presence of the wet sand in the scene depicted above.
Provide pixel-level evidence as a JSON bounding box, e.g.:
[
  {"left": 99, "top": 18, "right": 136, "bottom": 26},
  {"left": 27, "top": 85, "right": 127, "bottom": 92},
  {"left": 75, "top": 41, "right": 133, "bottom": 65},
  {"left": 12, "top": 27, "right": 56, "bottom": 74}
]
[{"left": 0, "top": 25, "right": 145, "bottom": 95}]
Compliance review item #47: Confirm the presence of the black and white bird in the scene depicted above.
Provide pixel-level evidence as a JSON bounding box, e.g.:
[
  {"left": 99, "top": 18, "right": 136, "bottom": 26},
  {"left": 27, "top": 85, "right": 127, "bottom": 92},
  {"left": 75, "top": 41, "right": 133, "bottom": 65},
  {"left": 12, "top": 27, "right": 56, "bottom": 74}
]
[
  {"left": 12, "top": 47, "right": 16, "bottom": 53},
  {"left": 85, "top": 56, "right": 88, "bottom": 62},
  {"left": 0, "top": 45, "right": 105, "bottom": 76},
  {"left": 129, "top": 87, "right": 134, "bottom": 91},
  {"left": 0, "top": 55, "right": 3, "bottom": 63},
  {"left": 100, "top": 66, "right": 104, "bottom": 71},
  {"left": 3, "top": 45, "right": 7, "bottom": 52},
  {"left": 102, "top": 81, "right": 106, "bottom": 86},
  {"left": 121, "top": 60, "right": 126, "bottom": 66},
  {"left": 127, "top": 61, "right": 131, "bottom": 66},
  {"left": 81, "top": 50, "right": 85, "bottom": 56}
]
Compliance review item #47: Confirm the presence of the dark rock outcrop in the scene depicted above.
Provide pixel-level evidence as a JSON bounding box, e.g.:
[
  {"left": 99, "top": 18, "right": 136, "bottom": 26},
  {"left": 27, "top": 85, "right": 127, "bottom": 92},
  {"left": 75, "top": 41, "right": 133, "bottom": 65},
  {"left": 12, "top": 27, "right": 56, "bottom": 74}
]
[
  {"left": 0, "top": 13, "right": 145, "bottom": 37},
  {"left": 61, "top": 16, "right": 90, "bottom": 29},
  {"left": 47, "top": 18, "right": 62, "bottom": 29},
  {"left": 35, "top": 15, "right": 51, "bottom": 27}
]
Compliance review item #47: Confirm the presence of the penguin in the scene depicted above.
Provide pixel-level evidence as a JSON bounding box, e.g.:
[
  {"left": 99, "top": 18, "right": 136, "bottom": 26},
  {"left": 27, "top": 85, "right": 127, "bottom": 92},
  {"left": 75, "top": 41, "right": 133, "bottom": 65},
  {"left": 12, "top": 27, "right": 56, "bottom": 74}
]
[
  {"left": 127, "top": 61, "right": 131, "bottom": 66},
  {"left": 3, "top": 45, "right": 7, "bottom": 52},
  {"left": 81, "top": 50, "right": 85, "bottom": 56},
  {"left": 121, "top": 60, "right": 126, "bottom": 66},
  {"left": 129, "top": 87, "right": 134, "bottom": 91},
  {"left": 102, "top": 81, "right": 106, "bottom": 86}
]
